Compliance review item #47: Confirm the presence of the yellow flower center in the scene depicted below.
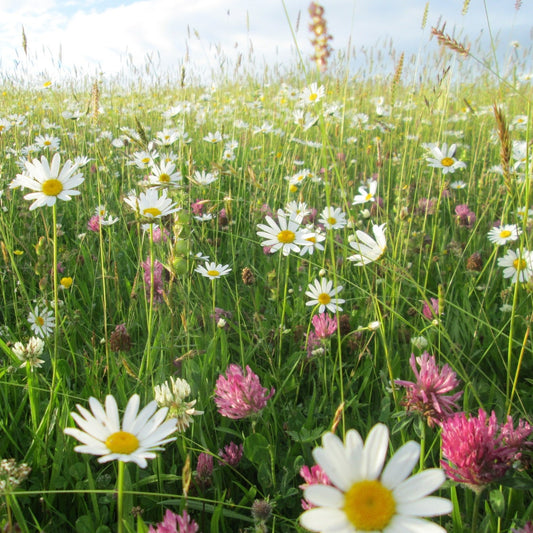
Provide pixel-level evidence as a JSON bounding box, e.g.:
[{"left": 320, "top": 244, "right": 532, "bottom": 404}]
[
  {"left": 306, "top": 236, "right": 316, "bottom": 243},
  {"left": 105, "top": 431, "right": 139, "bottom": 454},
  {"left": 42, "top": 178, "right": 63, "bottom": 196},
  {"left": 318, "top": 293, "right": 331, "bottom": 305},
  {"left": 327, "top": 217, "right": 337, "bottom": 226},
  {"left": 141, "top": 157, "right": 150, "bottom": 164},
  {"left": 158, "top": 173, "right": 170, "bottom": 182},
  {"left": 37, "top": 316, "right": 45, "bottom": 326},
  {"left": 365, "top": 193, "right": 373, "bottom": 201},
  {"left": 309, "top": 93, "right": 318, "bottom": 101},
  {"left": 344, "top": 480, "right": 396, "bottom": 531},
  {"left": 143, "top": 207, "right": 162, "bottom": 217},
  {"left": 441, "top": 157, "right": 455, "bottom": 167},
  {"left": 499, "top": 230, "right": 512, "bottom": 238},
  {"left": 44, "top": 140, "right": 51, "bottom": 146},
  {"left": 207, "top": 270, "right": 220, "bottom": 277},
  {"left": 289, "top": 184, "right": 298, "bottom": 193},
  {"left": 513, "top": 258, "right": 527, "bottom": 271},
  {"left": 277, "top": 229, "right": 295, "bottom": 243}
]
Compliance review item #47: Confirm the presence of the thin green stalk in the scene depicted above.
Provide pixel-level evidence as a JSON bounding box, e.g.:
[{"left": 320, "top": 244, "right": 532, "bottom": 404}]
[
  {"left": 51, "top": 204, "right": 59, "bottom": 388},
  {"left": 507, "top": 325, "right": 529, "bottom": 417},
  {"left": 116, "top": 461, "right": 125, "bottom": 533},
  {"left": 98, "top": 222, "right": 110, "bottom": 390}
]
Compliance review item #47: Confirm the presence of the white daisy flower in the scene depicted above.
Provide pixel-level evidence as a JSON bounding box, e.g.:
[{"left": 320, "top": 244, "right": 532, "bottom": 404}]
[
  {"left": 449, "top": 180, "right": 467, "bottom": 189},
  {"left": 487, "top": 224, "right": 521, "bottom": 245},
  {"left": 64, "top": 394, "right": 178, "bottom": 468},
  {"left": 194, "top": 261, "right": 231, "bottom": 279},
  {"left": 285, "top": 201, "right": 311, "bottom": 222},
  {"left": 352, "top": 180, "right": 378, "bottom": 205},
  {"left": 124, "top": 188, "right": 180, "bottom": 220},
  {"left": 497, "top": 249, "right": 533, "bottom": 283},
  {"left": 300, "top": 83, "right": 325, "bottom": 106},
  {"left": 147, "top": 161, "right": 182, "bottom": 188},
  {"left": 300, "top": 226, "right": 326, "bottom": 256},
  {"left": 348, "top": 223, "right": 387, "bottom": 265},
  {"left": 11, "top": 153, "right": 85, "bottom": 211},
  {"left": 28, "top": 305, "right": 55, "bottom": 338},
  {"left": 257, "top": 209, "right": 314, "bottom": 256},
  {"left": 319, "top": 206, "right": 347, "bottom": 230},
  {"left": 300, "top": 423, "right": 452, "bottom": 532},
  {"left": 305, "top": 278, "right": 345, "bottom": 313},
  {"left": 193, "top": 170, "right": 218, "bottom": 186},
  {"left": 425, "top": 143, "right": 466, "bottom": 174}
]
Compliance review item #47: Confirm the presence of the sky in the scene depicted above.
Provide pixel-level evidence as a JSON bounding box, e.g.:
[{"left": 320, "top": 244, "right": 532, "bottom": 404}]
[{"left": 0, "top": 0, "right": 531, "bottom": 84}]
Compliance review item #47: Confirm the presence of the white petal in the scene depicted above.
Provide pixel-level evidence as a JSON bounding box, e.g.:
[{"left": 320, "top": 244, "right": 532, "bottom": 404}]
[
  {"left": 397, "top": 496, "right": 453, "bottom": 517},
  {"left": 386, "top": 515, "right": 447, "bottom": 533},
  {"left": 122, "top": 394, "right": 141, "bottom": 431},
  {"left": 381, "top": 441, "right": 419, "bottom": 490},
  {"left": 103, "top": 395, "right": 120, "bottom": 431},
  {"left": 344, "top": 429, "right": 364, "bottom": 481},
  {"left": 394, "top": 469, "right": 445, "bottom": 503},
  {"left": 361, "top": 423, "right": 389, "bottom": 479},
  {"left": 304, "top": 484, "right": 344, "bottom": 508},
  {"left": 300, "top": 507, "right": 352, "bottom": 532},
  {"left": 313, "top": 435, "right": 352, "bottom": 491}
]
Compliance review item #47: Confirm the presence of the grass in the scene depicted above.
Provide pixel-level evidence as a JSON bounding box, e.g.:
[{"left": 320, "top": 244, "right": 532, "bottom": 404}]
[{"left": 0, "top": 5, "right": 532, "bottom": 532}]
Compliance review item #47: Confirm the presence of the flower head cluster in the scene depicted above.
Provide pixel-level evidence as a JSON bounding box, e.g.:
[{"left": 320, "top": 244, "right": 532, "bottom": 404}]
[
  {"left": 142, "top": 257, "right": 165, "bottom": 303},
  {"left": 214, "top": 364, "right": 275, "bottom": 419},
  {"left": 395, "top": 352, "right": 462, "bottom": 428},
  {"left": 441, "top": 408, "right": 532, "bottom": 490},
  {"left": 11, "top": 336, "right": 45, "bottom": 369},
  {"left": 308, "top": 3, "right": 333, "bottom": 72},
  {"left": 148, "top": 509, "right": 199, "bottom": 533},
  {"left": 455, "top": 204, "right": 476, "bottom": 228},
  {"left": 218, "top": 441, "right": 244, "bottom": 467},
  {"left": 64, "top": 394, "right": 178, "bottom": 468},
  {"left": 0, "top": 458, "right": 31, "bottom": 492},
  {"left": 300, "top": 423, "right": 452, "bottom": 532},
  {"left": 513, "top": 522, "right": 533, "bottom": 533},
  {"left": 306, "top": 313, "right": 338, "bottom": 358},
  {"left": 154, "top": 377, "right": 203, "bottom": 432}
]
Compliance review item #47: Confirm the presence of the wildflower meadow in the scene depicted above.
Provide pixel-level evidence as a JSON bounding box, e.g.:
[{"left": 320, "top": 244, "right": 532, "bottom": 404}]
[{"left": 1, "top": 2, "right": 532, "bottom": 532}]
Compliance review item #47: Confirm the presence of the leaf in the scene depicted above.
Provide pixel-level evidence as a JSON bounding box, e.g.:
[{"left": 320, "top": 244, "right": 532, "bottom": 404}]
[{"left": 244, "top": 433, "right": 270, "bottom": 465}]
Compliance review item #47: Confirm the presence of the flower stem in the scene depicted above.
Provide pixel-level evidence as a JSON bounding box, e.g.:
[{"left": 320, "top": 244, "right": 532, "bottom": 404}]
[{"left": 116, "top": 461, "right": 125, "bottom": 533}]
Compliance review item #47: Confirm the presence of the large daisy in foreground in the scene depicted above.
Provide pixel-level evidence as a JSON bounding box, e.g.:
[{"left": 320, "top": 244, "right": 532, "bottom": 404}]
[
  {"left": 11, "top": 153, "right": 85, "bottom": 210},
  {"left": 300, "top": 423, "right": 452, "bottom": 532},
  {"left": 64, "top": 394, "right": 178, "bottom": 468}
]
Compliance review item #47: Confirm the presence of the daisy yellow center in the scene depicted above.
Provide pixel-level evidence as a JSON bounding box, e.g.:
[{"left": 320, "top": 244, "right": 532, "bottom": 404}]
[
  {"left": 306, "top": 236, "right": 316, "bottom": 243},
  {"left": 318, "top": 293, "right": 331, "bottom": 305},
  {"left": 277, "top": 229, "right": 295, "bottom": 243},
  {"left": 143, "top": 207, "right": 162, "bottom": 217},
  {"left": 344, "top": 480, "right": 396, "bottom": 531},
  {"left": 207, "top": 270, "right": 220, "bottom": 277},
  {"left": 141, "top": 157, "right": 150, "bottom": 164},
  {"left": 365, "top": 193, "right": 373, "bottom": 201},
  {"left": 36, "top": 316, "right": 45, "bottom": 326},
  {"left": 327, "top": 217, "right": 337, "bottom": 225},
  {"left": 499, "top": 230, "right": 512, "bottom": 238},
  {"left": 513, "top": 258, "right": 526, "bottom": 271},
  {"left": 441, "top": 157, "right": 455, "bottom": 167},
  {"left": 43, "top": 81, "right": 52, "bottom": 88},
  {"left": 105, "top": 431, "right": 139, "bottom": 454},
  {"left": 44, "top": 140, "right": 51, "bottom": 146},
  {"left": 309, "top": 93, "right": 318, "bottom": 101},
  {"left": 42, "top": 178, "right": 63, "bottom": 196},
  {"left": 158, "top": 173, "right": 170, "bottom": 182}
]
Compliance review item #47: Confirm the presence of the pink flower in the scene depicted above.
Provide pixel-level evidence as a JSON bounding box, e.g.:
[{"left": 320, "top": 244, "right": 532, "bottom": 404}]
[
  {"left": 141, "top": 256, "right": 165, "bottom": 303},
  {"left": 214, "top": 364, "right": 275, "bottom": 419},
  {"left": 441, "top": 409, "right": 532, "bottom": 490},
  {"left": 455, "top": 203, "right": 476, "bottom": 228},
  {"left": 299, "top": 464, "right": 331, "bottom": 510},
  {"left": 87, "top": 214, "right": 101, "bottom": 232},
  {"left": 148, "top": 509, "right": 199, "bottom": 533},
  {"left": 196, "top": 452, "right": 213, "bottom": 489},
  {"left": 191, "top": 199, "right": 205, "bottom": 216},
  {"left": 218, "top": 441, "right": 243, "bottom": 467},
  {"left": 513, "top": 521, "right": 533, "bottom": 533},
  {"left": 311, "top": 313, "right": 337, "bottom": 339},
  {"left": 422, "top": 297, "right": 440, "bottom": 320},
  {"left": 395, "top": 352, "right": 462, "bottom": 427}
]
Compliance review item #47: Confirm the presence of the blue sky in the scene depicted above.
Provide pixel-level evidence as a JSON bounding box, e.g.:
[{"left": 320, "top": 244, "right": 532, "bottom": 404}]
[{"left": 0, "top": 0, "right": 531, "bottom": 83}]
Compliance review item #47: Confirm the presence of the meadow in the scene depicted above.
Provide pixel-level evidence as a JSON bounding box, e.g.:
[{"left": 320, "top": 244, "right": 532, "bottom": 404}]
[{"left": 0, "top": 5, "right": 532, "bottom": 532}]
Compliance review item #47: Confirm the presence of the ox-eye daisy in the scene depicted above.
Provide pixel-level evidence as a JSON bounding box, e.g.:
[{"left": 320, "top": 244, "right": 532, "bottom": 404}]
[
  {"left": 64, "top": 394, "right": 178, "bottom": 468},
  {"left": 425, "top": 143, "right": 466, "bottom": 174},
  {"left": 487, "top": 224, "right": 521, "bottom": 245},
  {"left": 497, "top": 249, "right": 533, "bottom": 283},
  {"left": 124, "top": 188, "right": 180, "bottom": 220},
  {"left": 194, "top": 261, "right": 231, "bottom": 279},
  {"left": 348, "top": 223, "right": 387, "bottom": 265},
  {"left": 306, "top": 278, "right": 345, "bottom": 314},
  {"left": 300, "top": 423, "right": 452, "bottom": 532},
  {"left": 256, "top": 209, "right": 313, "bottom": 256},
  {"left": 11, "top": 153, "right": 84, "bottom": 211}
]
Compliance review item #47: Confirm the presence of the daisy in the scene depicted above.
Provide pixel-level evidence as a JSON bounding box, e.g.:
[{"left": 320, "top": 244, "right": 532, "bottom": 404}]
[
  {"left": 203, "top": 131, "right": 223, "bottom": 144},
  {"left": 318, "top": 206, "right": 347, "bottom": 230},
  {"left": 487, "top": 224, "right": 521, "bottom": 245},
  {"left": 300, "top": 226, "right": 326, "bottom": 256},
  {"left": 124, "top": 188, "right": 180, "bottom": 220},
  {"left": 425, "top": 143, "right": 466, "bottom": 174},
  {"left": 352, "top": 180, "right": 378, "bottom": 205},
  {"left": 64, "top": 394, "right": 178, "bottom": 468},
  {"left": 497, "top": 249, "right": 533, "bottom": 283},
  {"left": 193, "top": 170, "right": 218, "bottom": 186},
  {"left": 348, "top": 223, "right": 387, "bottom": 265},
  {"left": 147, "top": 161, "right": 182, "bottom": 188},
  {"left": 131, "top": 150, "right": 158, "bottom": 169},
  {"left": 34, "top": 134, "right": 60, "bottom": 151},
  {"left": 28, "top": 305, "right": 55, "bottom": 338},
  {"left": 305, "top": 278, "right": 345, "bottom": 313},
  {"left": 285, "top": 201, "right": 311, "bottom": 222},
  {"left": 449, "top": 180, "right": 467, "bottom": 189},
  {"left": 300, "top": 83, "right": 325, "bottom": 106},
  {"left": 300, "top": 423, "right": 452, "bottom": 532},
  {"left": 256, "top": 209, "right": 314, "bottom": 256},
  {"left": 194, "top": 261, "right": 231, "bottom": 279},
  {"left": 11, "top": 153, "right": 85, "bottom": 211}
]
